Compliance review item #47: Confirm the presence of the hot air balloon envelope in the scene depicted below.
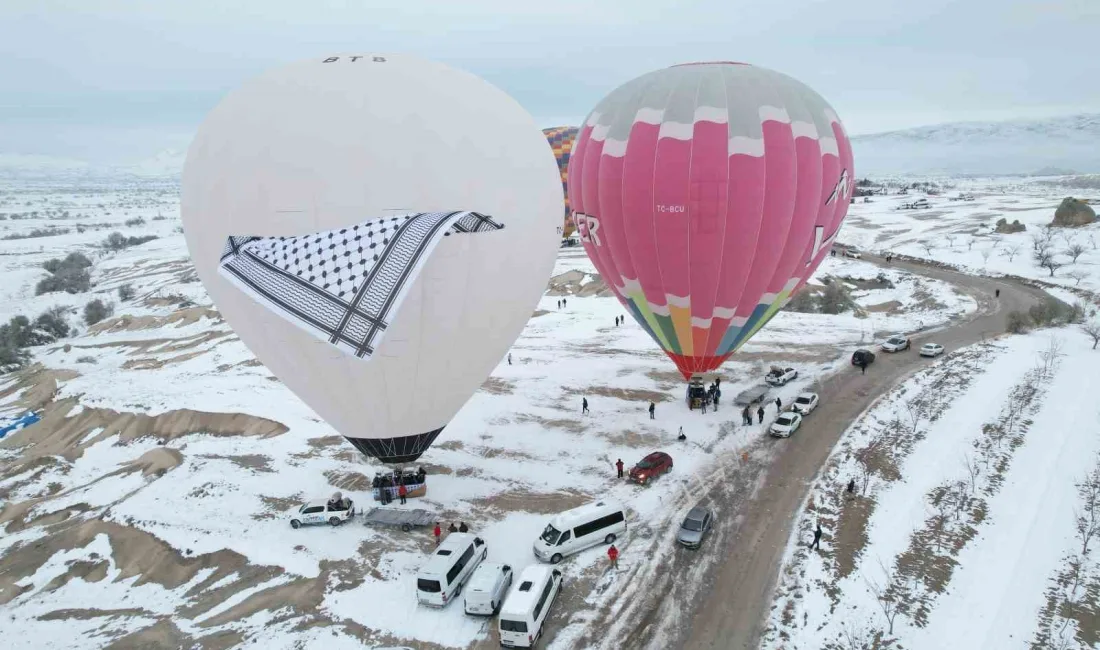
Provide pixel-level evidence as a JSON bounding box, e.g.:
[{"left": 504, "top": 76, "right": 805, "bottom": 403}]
[
  {"left": 568, "top": 62, "right": 853, "bottom": 379},
  {"left": 182, "top": 54, "right": 562, "bottom": 463}
]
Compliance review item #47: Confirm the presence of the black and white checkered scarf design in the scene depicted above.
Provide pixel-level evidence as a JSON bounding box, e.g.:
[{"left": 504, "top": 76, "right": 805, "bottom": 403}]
[{"left": 218, "top": 211, "right": 504, "bottom": 359}]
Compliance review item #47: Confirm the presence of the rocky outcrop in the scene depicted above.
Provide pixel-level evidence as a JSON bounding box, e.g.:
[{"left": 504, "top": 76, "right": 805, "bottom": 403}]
[
  {"left": 1051, "top": 197, "right": 1096, "bottom": 227},
  {"left": 995, "top": 217, "right": 1026, "bottom": 234}
]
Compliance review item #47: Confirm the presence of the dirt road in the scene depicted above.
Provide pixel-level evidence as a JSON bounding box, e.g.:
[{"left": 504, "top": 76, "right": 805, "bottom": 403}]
[{"left": 579, "top": 253, "right": 1056, "bottom": 650}]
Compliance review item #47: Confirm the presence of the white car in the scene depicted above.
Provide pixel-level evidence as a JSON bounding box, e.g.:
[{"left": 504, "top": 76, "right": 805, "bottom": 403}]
[
  {"left": 769, "top": 411, "right": 803, "bottom": 438},
  {"left": 464, "top": 562, "right": 514, "bottom": 615},
  {"left": 880, "top": 335, "right": 911, "bottom": 352},
  {"left": 792, "top": 392, "right": 819, "bottom": 415},
  {"left": 920, "top": 342, "right": 945, "bottom": 358},
  {"left": 843, "top": 247, "right": 862, "bottom": 259},
  {"left": 765, "top": 366, "right": 798, "bottom": 386},
  {"left": 289, "top": 498, "right": 355, "bottom": 528}
]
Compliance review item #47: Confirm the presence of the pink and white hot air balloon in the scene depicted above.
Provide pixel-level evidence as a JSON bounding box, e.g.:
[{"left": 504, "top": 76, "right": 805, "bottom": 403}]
[{"left": 568, "top": 62, "right": 854, "bottom": 379}]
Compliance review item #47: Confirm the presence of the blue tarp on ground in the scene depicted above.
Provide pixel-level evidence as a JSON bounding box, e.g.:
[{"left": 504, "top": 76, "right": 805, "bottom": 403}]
[{"left": 0, "top": 411, "right": 40, "bottom": 439}]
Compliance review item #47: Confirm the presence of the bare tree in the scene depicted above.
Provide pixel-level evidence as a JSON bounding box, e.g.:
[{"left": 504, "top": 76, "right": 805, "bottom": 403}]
[
  {"left": 1090, "top": 233, "right": 1098, "bottom": 251},
  {"left": 1064, "top": 243, "right": 1087, "bottom": 264},
  {"left": 1038, "top": 335, "right": 1066, "bottom": 377},
  {"left": 1075, "top": 456, "right": 1100, "bottom": 555},
  {"left": 980, "top": 247, "right": 992, "bottom": 268},
  {"left": 1060, "top": 230, "right": 1078, "bottom": 248},
  {"left": 945, "top": 233, "right": 957, "bottom": 249},
  {"left": 905, "top": 395, "right": 926, "bottom": 434},
  {"left": 1002, "top": 244, "right": 1022, "bottom": 262},
  {"left": 1083, "top": 319, "right": 1100, "bottom": 350},
  {"left": 1066, "top": 269, "right": 1088, "bottom": 286},
  {"left": 962, "top": 453, "right": 981, "bottom": 496},
  {"left": 921, "top": 241, "right": 936, "bottom": 257},
  {"left": 1035, "top": 248, "right": 1063, "bottom": 277},
  {"left": 1031, "top": 230, "right": 1053, "bottom": 253},
  {"left": 863, "top": 560, "right": 902, "bottom": 635}
]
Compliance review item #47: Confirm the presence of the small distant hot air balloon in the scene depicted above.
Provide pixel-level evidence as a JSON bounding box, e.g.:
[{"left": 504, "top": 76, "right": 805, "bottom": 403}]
[
  {"left": 543, "top": 126, "right": 579, "bottom": 235},
  {"left": 182, "top": 55, "right": 561, "bottom": 463},
  {"left": 569, "top": 62, "right": 853, "bottom": 379}
]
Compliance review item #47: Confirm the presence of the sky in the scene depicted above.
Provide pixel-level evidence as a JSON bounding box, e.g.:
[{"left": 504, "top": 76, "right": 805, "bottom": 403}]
[{"left": 0, "top": 0, "right": 1098, "bottom": 164}]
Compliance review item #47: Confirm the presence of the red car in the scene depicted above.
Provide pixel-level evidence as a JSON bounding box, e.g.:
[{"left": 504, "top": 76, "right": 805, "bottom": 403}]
[{"left": 629, "top": 451, "right": 673, "bottom": 484}]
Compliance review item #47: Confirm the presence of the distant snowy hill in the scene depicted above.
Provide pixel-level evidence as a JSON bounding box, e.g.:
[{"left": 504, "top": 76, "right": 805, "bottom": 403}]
[
  {"left": 0, "top": 153, "right": 91, "bottom": 178},
  {"left": 124, "top": 148, "right": 186, "bottom": 177},
  {"left": 852, "top": 113, "right": 1100, "bottom": 176}
]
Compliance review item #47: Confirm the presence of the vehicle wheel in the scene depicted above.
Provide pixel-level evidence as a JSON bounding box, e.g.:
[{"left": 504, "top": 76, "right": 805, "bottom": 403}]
[
  {"left": 550, "top": 553, "right": 563, "bottom": 564},
  {"left": 329, "top": 517, "right": 340, "bottom": 526},
  {"left": 401, "top": 523, "right": 412, "bottom": 532},
  {"left": 604, "top": 533, "right": 617, "bottom": 544},
  {"left": 290, "top": 519, "right": 301, "bottom": 529}
]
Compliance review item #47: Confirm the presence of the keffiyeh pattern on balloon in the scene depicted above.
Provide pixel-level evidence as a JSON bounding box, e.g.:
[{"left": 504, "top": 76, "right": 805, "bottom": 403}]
[{"left": 218, "top": 211, "right": 503, "bottom": 359}]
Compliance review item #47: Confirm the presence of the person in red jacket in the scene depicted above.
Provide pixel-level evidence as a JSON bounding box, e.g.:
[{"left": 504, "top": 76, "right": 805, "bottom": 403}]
[
  {"left": 615, "top": 458, "right": 624, "bottom": 479},
  {"left": 433, "top": 523, "right": 441, "bottom": 545},
  {"left": 398, "top": 483, "right": 408, "bottom": 505},
  {"left": 608, "top": 544, "right": 619, "bottom": 570}
]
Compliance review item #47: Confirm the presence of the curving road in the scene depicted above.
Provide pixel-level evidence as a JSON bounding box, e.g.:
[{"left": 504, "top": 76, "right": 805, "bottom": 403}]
[{"left": 576, "top": 251, "right": 1058, "bottom": 650}]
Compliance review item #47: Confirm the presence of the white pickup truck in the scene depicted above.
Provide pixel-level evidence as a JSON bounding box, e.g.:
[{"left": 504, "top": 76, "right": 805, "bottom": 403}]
[
  {"left": 289, "top": 496, "right": 355, "bottom": 528},
  {"left": 765, "top": 366, "right": 798, "bottom": 387}
]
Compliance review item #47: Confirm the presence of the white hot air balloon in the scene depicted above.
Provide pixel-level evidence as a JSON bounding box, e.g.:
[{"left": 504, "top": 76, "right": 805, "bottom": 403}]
[{"left": 182, "top": 54, "right": 562, "bottom": 463}]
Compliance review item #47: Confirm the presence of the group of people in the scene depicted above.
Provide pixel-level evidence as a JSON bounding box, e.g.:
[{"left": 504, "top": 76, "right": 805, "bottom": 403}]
[
  {"left": 613, "top": 315, "right": 627, "bottom": 326},
  {"left": 741, "top": 395, "right": 784, "bottom": 426},
  {"left": 373, "top": 467, "right": 428, "bottom": 505},
  {"left": 432, "top": 521, "right": 470, "bottom": 543},
  {"left": 556, "top": 298, "right": 569, "bottom": 309},
  {"left": 689, "top": 378, "right": 722, "bottom": 414}
]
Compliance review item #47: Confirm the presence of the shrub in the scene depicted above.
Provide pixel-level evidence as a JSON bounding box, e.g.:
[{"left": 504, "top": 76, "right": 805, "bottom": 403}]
[
  {"left": 36, "top": 266, "right": 91, "bottom": 295},
  {"left": 0, "top": 340, "right": 30, "bottom": 372},
  {"left": 118, "top": 283, "right": 136, "bottom": 301},
  {"left": 2, "top": 227, "right": 71, "bottom": 240},
  {"left": 83, "top": 299, "right": 113, "bottom": 326},
  {"left": 34, "top": 306, "right": 70, "bottom": 340},
  {"left": 819, "top": 281, "right": 856, "bottom": 315},
  {"left": 784, "top": 290, "right": 818, "bottom": 313},
  {"left": 124, "top": 217, "right": 146, "bottom": 227},
  {"left": 42, "top": 252, "right": 92, "bottom": 274},
  {"left": 102, "top": 231, "right": 158, "bottom": 251},
  {"left": 75, "top": 355, "right": 97, "bottom": 364},
  {"left": 1006, "top": 310, "right": 1031, "bottom": 333},
  {"left": 152, "top": 215, "right": 167, "bottom": 221}
]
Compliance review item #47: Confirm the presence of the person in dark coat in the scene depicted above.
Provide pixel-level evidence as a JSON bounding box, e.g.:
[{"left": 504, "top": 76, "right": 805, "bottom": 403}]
[
  {"left": 810, "top": 522, "right": 823, "bottom": 550},
  {"left": 563, "top": 298, "right": 568, "bottom": 308},
  {"left": 775, "top": 396, "right": 782, "bottom": 410},
  {"left": 860, "top": 360, "right": 867, "bottom": 375},
  {"left": 459, "top": 522, "right": 469, "bottom": 533},
  {"left": 847, "top": 478, "right": 856, "bottom": 494},
  {"left": 700, "top": 396, "right": 708, "bottom": 414},
  {"left": 677, "top": 426, "right": 686, "bottom": 441},
  {"left": 742, "top": 406, "right": 752, "bottom": 426},
  {"left": 582, "top": 397, "right": 589, "bottom": 414},
  {"left": 448, "top": 522, "right": 458, "bottom": 533},
  {"left": 508, "top": 353, "right": 512, "bottom": 365},
  {"left": 995, "top": 288, "right": 1000, "bottom": 298},
  {"left": 757, "top": 406, "right": 765, "bottom": 424},
  {"left": 648, "top": 402, "right": 655, "bottom": 419},
  {"left": 616, "top": 458, "right": 625, "bottom": 478}
]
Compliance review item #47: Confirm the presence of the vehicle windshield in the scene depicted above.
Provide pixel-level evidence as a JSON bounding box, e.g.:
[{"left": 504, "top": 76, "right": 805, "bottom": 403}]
[
  {"left": 636, "top": 459, "right": 654, "bottom": 469},
  {"left": 776, "top": 416, "right": 793, "bottom": 425},
  {"left": 795, "top": 397, "right": 811, "bottom": 404},
  {"left": 540, "top": 524, "right": 561, "bottom": 545},
  {"left": 888, "top": 337, "right": 904, "bottom": 344},
  {"left": 682, "top": 518, "right": 704, "bottom": 532},
  {"left": 417, "top": 579, "right": 441, "bottom": 593},
  {"left": 501, "top": 619, "right": 528, "bottom": 633},
  {"left": 924, "top": 344, "right": 938, "bottom": 349}
]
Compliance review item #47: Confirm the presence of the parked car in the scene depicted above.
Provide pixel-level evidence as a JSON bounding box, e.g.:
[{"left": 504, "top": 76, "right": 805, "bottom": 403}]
[
  {"left": 792, "top": 392, "right": 820, "bottom": 415},
  {"left": 769, "top": 411, "right": 803, "bottom": 438},
  {"left": 843, "top": 247, "right": 862, "bottom": 259},
  {"left": 289, "top": 496, "right": 354, "bottom": 528},
  {"left": 881, "top": 334, "right": 911, "bottom": 352},
  {"left": 676, "top": 506, "right": 714, "bottom": 549},
  {"left": 851, "top": 349, "right": 876, "bottom": 366},
  {"left": 629, "top": 451, "right": 673, "bottom": 485},
  {"left": 920, "top": 342, "right": 945, "bottom": 358},
  {"left": 764, "top": 366, "right": 798, "bottom": 387},
  {"left": 533, "top": 500, "right": 627, "bottom": 564},
  {"left": 464, "top": 562, "right": 513, "bottom": 616}
]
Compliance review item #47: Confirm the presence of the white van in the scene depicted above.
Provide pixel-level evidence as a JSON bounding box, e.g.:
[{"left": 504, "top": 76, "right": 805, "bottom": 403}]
[
  {"left": 464, "top": 562, "right": 513, "bottom": 615},
  {"left": 498, "top": 565, "right": 563, "bottom": 648},
  {"left": 416, "top": 533, "right": 487, "bottom": 607},
  {"left": 532, "top": 500, "right": 626, "bottom": 564}
]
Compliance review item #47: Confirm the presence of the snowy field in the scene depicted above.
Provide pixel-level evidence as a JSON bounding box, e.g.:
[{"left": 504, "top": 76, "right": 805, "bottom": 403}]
[
  {"left": 0, "top": 177, "right": 976, "bottom": 649},
  {"left": 764, "top": 175, "right": 1100, "bottom": 650}
]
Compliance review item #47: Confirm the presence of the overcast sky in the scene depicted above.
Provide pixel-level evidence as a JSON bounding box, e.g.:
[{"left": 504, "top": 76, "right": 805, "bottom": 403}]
[{"left": 1, "top": 0, "right": 1097, "bottom": 164}]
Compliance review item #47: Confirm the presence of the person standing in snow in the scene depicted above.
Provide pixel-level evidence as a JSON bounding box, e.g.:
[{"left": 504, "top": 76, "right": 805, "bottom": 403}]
[
  {"left": 448, "top": 522, "right": 458, "bottom": 533},
  {"left": 433, "top": 523, "right": 442, "bottom": 545},
  {"left": 507, "top": 353, "right": 512, "bottom": 365},
  {"left": 859, "top": 360, "right": 867, "bottom": 375},
  {"left": 459, "top": 522, "right": 469, "bottom": 533},
  {"left": 563, "top": 298, "right": 568, "bottom": 308},
  {"left": 615, "top": 458, "right": 625, "bottom": 479},
  {"left": 648, "top": 402, "right": 655, "bottom": 419},
  {"left": 398, "top": 483, "right": 408, "bottom": 505},
  {"left": 775, "top": 396, "right": 782, "bottom": 410},
  {"left": 757, "top": 406, "right": 765, "bottom": 424},
  {"left": 582, "top": 397, "right": 589, "bottom": 415},
  {"left": 742, "top": 406, "right": 752, "bottom": 426},
  {"left": 810, "top": 522, "right": 823, "bottom": 550},
  {"left": 608, "top": 544, "right": 620, "bottom": 570},
  {"left": 995, "top": 288, "right": 1000, "bottom": 298},
  {"left": 557, "top": 299, "right": 561, "bottom": 309},
  {"left": 677, "top": 426, "right": 686, "bottom": 441},
  {"left": 700, "top": 396, "right": 708, "bottom": 414}
]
